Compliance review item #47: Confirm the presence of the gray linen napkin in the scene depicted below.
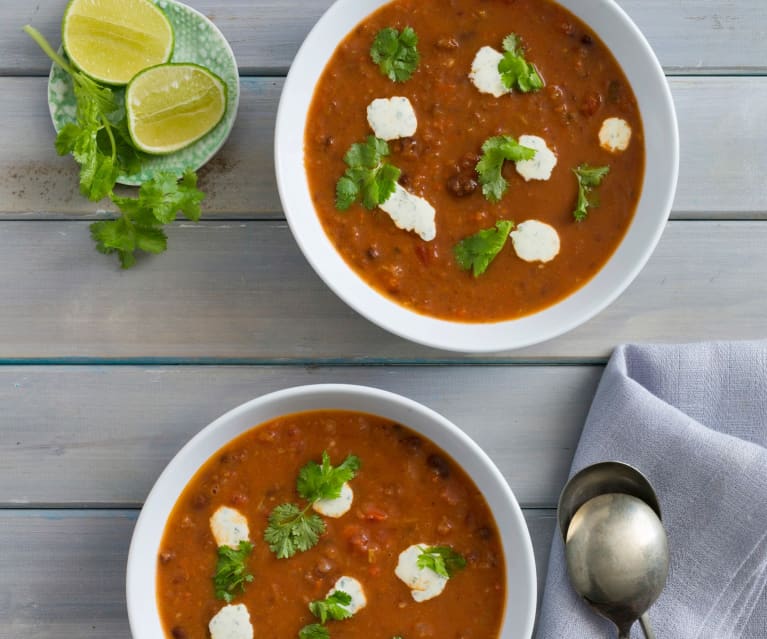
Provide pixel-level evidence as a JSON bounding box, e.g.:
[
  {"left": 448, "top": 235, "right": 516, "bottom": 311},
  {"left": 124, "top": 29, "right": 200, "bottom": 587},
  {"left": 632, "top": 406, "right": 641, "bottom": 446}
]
[{"left": 537, "top": 342, "right": 767, "bottom": 638}]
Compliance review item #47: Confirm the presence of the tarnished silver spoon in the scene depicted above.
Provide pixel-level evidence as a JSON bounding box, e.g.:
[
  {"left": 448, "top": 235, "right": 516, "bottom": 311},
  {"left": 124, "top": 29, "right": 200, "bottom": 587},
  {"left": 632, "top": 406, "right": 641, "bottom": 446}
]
[{"left": 557, "top": 462, "right": 669, "bottom": 639}]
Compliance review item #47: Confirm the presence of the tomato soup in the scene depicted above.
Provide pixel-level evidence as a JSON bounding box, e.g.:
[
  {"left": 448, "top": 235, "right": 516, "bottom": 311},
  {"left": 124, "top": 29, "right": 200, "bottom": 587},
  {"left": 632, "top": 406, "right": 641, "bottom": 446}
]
[
  {"left": 157, "top": 411, "right": 506, "bottom": 638},
  {"left": 305, "top": 0, "right": 645, "bottom": 322}
]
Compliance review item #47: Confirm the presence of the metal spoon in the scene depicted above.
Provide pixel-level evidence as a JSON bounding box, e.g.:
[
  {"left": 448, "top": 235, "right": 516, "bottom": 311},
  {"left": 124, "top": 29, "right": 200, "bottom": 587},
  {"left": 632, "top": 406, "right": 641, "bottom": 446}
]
[{"left": 557, "top": 462, "right": 670, "bottom": 639}]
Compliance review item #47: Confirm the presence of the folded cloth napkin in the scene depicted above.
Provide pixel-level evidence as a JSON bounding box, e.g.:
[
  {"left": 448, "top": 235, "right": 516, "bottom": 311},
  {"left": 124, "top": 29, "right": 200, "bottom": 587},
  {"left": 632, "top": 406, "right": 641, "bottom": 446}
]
[{"left": 537, "top": 342, "right": 767, "bottom": 639}]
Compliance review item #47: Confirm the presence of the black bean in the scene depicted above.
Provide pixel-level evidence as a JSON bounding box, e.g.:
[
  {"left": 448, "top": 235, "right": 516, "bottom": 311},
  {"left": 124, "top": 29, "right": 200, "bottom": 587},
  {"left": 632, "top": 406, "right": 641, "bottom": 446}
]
[
  {"left": 171, "top": 627, "right": 187, "bottom": 639},
  {"left": 191, "top": 493, "right": 209, "bottom": 509},
  {"left": 476, "top": 526, "right": 492, "bottom": 540},
  {"left": 581, "top": 34, "right": 594, "bottom": 46},
  {"left": 427, "top": 453, "right": 451, "bottom": 479},
  {"left": 447, "top": 171, "right": 478, "bottom": 197},
  {"left": 400, "top": 435, "right": 423, "bottom": 452}
]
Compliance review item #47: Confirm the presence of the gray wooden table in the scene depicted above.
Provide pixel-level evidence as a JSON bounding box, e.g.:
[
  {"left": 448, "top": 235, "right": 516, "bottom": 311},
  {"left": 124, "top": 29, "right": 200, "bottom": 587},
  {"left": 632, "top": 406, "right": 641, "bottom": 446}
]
[{"left": 1, "top": 1, "right": 765, "bottom": 636}]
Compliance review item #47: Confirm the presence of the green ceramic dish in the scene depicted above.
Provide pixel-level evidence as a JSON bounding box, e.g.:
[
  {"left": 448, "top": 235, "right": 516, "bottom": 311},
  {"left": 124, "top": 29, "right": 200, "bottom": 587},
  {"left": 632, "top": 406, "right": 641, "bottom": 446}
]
[{"left": 47, "top": 0, "right": 239, "bottom": 186}]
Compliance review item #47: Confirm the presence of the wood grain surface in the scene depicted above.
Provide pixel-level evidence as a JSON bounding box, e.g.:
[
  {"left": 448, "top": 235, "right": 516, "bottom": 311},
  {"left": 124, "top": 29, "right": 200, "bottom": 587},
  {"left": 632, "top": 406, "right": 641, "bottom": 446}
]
[
  {"left": 1, "top": 77, "right": 766, "bottom": 218},
  {"left": 0, "top": 1, "right": 764, "bottom": 637},
  {"left": 0, "top": 365, "right": 601, "bottom": 506},
  {"left": 0, "top": 221, "right": 763, "bottom": 361},
  {"left": 4, "top": 1, "right": 766, "bottom": 75},
  {"left": 0, "top": 509, "right": 555, "bottom": 637}
]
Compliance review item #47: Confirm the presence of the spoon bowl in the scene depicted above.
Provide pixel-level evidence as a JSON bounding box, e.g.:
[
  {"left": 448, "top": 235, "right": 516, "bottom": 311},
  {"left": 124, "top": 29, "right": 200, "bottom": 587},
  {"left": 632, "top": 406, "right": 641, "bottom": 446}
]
[{"left": 558, "top": 463, "right": 669, "bottom": 639}]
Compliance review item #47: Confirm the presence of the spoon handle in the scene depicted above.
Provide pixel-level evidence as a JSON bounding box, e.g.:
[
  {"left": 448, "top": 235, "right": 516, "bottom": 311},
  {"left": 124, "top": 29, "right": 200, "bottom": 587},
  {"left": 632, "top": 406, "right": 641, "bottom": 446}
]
[{"left": 639, "top": 613, "right": 656, "bottom": 639}]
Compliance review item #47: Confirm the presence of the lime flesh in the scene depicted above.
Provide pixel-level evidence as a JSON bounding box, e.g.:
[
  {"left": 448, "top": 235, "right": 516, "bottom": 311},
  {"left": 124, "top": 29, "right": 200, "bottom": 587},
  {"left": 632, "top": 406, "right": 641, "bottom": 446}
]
[
  {"left": 126, "top": 63, "right": 228, "bottom": 155},
  {"left": 63, "top": 0, "right": 174, "bottom": 85}
]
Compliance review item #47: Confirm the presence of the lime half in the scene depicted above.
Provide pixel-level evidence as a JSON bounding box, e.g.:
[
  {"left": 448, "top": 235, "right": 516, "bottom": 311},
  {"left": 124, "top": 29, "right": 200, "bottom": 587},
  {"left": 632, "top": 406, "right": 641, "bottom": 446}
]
[
  {"left": 126, "top": 63, "right": 228, "bottom": 155},
  {"left": 62, "top": 0, "right": 174, "bottom": 86}
]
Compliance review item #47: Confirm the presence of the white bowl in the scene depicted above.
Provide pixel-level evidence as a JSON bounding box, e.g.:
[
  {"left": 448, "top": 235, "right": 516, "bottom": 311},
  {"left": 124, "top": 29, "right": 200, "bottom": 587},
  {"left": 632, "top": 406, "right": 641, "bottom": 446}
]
[
  {"left": 275, "top": 0, "right": 679, "bottom": 353},
  {"left": 126, "top": 384, "right": 537, "bottom": 639}
]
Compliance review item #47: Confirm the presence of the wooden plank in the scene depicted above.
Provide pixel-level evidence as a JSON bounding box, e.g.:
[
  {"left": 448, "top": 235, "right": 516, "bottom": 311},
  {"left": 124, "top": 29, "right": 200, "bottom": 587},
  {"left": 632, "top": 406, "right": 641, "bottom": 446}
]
[
  {"left": 0, "top": 77, "right": 765, "bottom": 218},
  {"left": 0, "top": 509, "right": 555, "bottom": 636},
  {"left": 0, "top": 77, "right": 283, "bottom": 218},
  {"left": 0, "top": 221, "right": 763, "bottom": 361},
  {"left": 0, "top": 365, "right": 596, "bottom": 507},
  {"left": 5, "top": 1, "right": 766, "bottom": 76}
]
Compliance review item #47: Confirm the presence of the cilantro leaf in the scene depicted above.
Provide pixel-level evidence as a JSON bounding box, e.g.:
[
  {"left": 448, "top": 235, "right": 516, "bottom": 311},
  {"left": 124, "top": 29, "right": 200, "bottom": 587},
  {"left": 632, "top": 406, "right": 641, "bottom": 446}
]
[
  {"left": 476, "top": 136, "right": 536, "bottom": 203},
  {"left": 264, "top": 503, "right": 326, "bottom": 559},
  {"left": 24, "top": 26, "right": 208, "bottom": 269},
  {"left": 309, "top": 591, "right": 353, "bottom": 624},
  {"left": 370, "top": 26, "right": 420, "bottom": 82},
  {"left": 416, "top": 546, "right": 467, "bottom": 579},
  {"left": 90, "top": 169, "right": 205, "bottom": 268},
  {"left": 335, "top": 176, "right": 359, "bottom": 211},
  {"left": 572, "top": 164, "right": 610, "bottom": 221},
  {"left": 498, "top": 33, "right": 544, "bottom": 93},
  {"left": 299, "top": 624, "right": 330, "bottom": 639},
  {"left": 213, "top": 540, "right": 254, "bottom": 603},
  {"left": 297, "top": 451, "right": 361, "bottom": 502},
  {"left": 454, "top": 220, "right": 514, "bottom": 277},
  {"left": 335, "top": 137, "right": 401, "bottom": 211}
]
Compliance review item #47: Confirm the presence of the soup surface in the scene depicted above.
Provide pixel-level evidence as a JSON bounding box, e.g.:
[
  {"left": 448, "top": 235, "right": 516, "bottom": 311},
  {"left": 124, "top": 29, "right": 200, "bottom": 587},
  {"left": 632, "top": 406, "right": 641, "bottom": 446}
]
[
  {"left": 157, "top": 411, "right": 506, "bottom": 638},
  {"left": 305, "top": 0, "right": 645, "bottom": 322}
]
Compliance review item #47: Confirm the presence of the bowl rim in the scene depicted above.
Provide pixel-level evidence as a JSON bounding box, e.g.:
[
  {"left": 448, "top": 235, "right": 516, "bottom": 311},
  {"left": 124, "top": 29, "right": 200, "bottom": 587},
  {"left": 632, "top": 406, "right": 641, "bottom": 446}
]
[
  {"left": 274, "top": 0, "right": 679, "bottom": 353},
  {"left": 126, "top": 383, "right": 538, "bottom": 639}
]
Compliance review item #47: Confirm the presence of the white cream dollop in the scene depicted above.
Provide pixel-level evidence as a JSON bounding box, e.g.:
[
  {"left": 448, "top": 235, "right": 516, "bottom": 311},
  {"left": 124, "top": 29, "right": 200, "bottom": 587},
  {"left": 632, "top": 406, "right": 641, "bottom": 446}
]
[
  {"left": 510, "top": 220, "right": 561, "bottom": 263},
  {"left": 367, "top": 97, "right": 418, "bottom": 141},
  {"left": 209, "top": 604, "right": 254, "bottom": 639},
  {"left": 515, "top": 135, "right": 557, "bottom": 182},
  {"left": 469, "top": 46, "right": 509, "bottom": 98},
  {"left": 395, "top": 544, "right": 449, "bottom": 602},
  {"left": 312, "top": 482, "right": 354, "bottom": 518},
  {"left": 327, "top": 575, "right": 368, "bottom": 616},
  {"left": 210, "top": 506, "right": 250, "bottom": 549},
  {"left": 599, "top": 117, "right": 632, "bottom": 153},
  {"left": 379, "top": 184, "right": 437, "bottom": 241}
]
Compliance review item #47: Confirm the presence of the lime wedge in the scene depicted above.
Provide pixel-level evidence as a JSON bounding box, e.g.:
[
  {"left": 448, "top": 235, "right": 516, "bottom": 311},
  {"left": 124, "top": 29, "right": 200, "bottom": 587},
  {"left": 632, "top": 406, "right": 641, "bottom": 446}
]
[
  {"left": 125, "top": 63, "right": 228, "bottom": 155},
  {"left": 62, "top": 0, "right": 174, "bottom": 86}
]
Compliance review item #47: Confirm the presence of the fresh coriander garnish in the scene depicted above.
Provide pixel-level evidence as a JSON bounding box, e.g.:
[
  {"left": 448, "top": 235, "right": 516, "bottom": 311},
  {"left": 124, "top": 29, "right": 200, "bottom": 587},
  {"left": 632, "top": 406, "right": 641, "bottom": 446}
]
[
  {"left": 416, "top": 546, "right": 467, "bottom": 578},
  {"left": 264, "top": 503, "right": 326, "bottom": 560},
  {"left": 454, "top": 220, "right": 514, "bottom": 277},
  {"left": 24, "top": 26, "right": 206, "bottom": 268},
  {"left": 572, "top": 164, "right": 610, "bottom": 221},
  {"left": 476, "top": 135, "right": 536, "bottom": 203},
  {"left": 264, "top": 452, "right": 361, "bottom": 559},
  {"left": 213, "top": 540, "right": 254, "bottom": 603},
  {"left": 370, "top": 26, "right": 420, "bottom": 82},
  {"left": 299, "top": 623, "right": 330, "bottom": 639},
  {"left": 91, "top": 169, "right": 204, "bottom": 268},
  {"left": 336, "top": 136, "right": 401, "bottom": 211},
  {"left": 298, "top": 452, "right": 361, "bottom": 502},
  {"left": 498, "top": 33, "right": 544, "bottom": 93},
  {"left": 308, "top": 591, "right": 353, "bottom": 623}
]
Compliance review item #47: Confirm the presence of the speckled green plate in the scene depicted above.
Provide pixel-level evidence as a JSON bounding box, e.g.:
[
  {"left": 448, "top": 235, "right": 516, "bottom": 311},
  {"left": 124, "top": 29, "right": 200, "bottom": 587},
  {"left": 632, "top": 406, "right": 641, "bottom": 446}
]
[{"left": 47, "top": 0, "right": 239, "bottom": 185}]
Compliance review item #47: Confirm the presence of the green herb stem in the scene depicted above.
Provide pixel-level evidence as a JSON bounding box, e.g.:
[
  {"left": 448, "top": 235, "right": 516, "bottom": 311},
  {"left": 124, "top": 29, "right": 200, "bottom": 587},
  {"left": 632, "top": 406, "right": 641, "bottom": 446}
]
[{"left": 23, "top": 25, "right": 76, "bottom": 75}]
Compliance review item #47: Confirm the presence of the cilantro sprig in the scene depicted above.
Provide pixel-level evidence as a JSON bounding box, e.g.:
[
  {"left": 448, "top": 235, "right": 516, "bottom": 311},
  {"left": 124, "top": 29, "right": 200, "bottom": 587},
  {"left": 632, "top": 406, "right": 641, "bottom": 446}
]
[
  {"left": 24, "top": 26, "right": 206, "bottom": 268},
  {"left": 572, "top": 164, "right": 610, "bottom": 221},
  {"left": 336, "top": 136, "right": 401, "bottom": 211},
  {"left": 264, "top": 452, "right": 361, "bottom": 559},
  {"left": 91, "top": 169, "right": 204, "bottom": 268},
  {"left": 498, "top": 33, "right": 544, "bottom": 93},
  {"left": 298, "top": 590, "right": 353, "bottom": 639},
  {"left": 454, "top": 220, "right": 514, "bottom": 277},
  {"left": 308, "top": 591, "right": 353, "bottom": 624},
  {"left": 299, "top": 624, "right": 330, "bottom": 639},
  {"left": 370, "top": 27, "right": 420, "bottom": 82},
  {"left": 416, "top": 546, "right": 467, "bottom": 579},
  {"left": 298, "top": 451, "right": 361, "bottom": 502},
  {"left": 213, "top": 540, "right": 254, "bottom": 603},
  {"left": 476, "top": 135, "right": 536, "bottom": 203}
]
